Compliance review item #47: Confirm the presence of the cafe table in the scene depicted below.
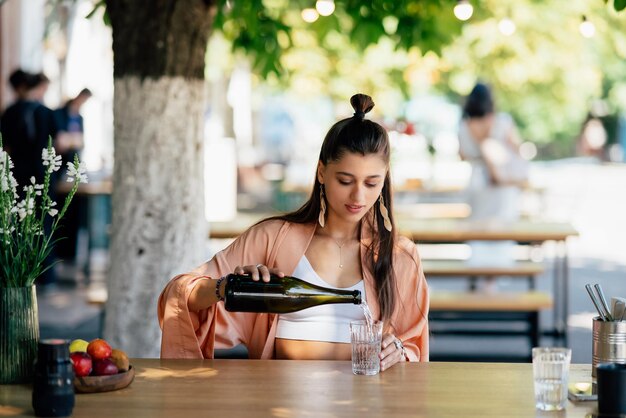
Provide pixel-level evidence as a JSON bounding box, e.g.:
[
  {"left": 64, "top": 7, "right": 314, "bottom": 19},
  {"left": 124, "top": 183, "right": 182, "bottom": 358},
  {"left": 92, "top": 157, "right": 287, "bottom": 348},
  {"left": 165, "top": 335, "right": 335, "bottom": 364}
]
[{"left": 1, "top": 359, "right": 596, "bottom": 417}]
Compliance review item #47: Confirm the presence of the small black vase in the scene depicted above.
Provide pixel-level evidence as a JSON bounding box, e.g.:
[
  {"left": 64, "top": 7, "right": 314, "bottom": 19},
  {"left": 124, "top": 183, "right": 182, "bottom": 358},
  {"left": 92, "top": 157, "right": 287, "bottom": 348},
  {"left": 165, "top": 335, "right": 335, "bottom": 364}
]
[{"left": 32, "top": 339, "right": 75, "bottom": 417}]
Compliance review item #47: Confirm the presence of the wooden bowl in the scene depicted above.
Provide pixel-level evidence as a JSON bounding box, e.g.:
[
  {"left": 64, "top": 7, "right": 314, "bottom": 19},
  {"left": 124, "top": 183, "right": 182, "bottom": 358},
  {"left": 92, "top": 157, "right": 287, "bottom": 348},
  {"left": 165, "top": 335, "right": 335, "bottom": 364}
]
[{"left": 74, "top": 365, "right": 135, "bottom": 393}]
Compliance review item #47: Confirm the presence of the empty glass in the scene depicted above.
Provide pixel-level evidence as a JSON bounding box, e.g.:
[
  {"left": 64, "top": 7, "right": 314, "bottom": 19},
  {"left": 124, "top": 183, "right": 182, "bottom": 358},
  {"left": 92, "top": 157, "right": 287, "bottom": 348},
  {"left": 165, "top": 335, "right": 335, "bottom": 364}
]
[
  {"left": 532, "top": 347, "right": 571, "bottom": 411},
  {"left": 350, "top": 320, "right": 382, "bottom": 376}
]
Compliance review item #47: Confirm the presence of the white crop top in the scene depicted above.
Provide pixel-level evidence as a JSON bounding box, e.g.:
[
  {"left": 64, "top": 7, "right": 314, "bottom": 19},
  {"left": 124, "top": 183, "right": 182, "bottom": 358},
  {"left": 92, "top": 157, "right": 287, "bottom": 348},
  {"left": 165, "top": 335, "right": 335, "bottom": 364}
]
[{"left": 275, "top": 255, "right": 365, "bottom": 343}]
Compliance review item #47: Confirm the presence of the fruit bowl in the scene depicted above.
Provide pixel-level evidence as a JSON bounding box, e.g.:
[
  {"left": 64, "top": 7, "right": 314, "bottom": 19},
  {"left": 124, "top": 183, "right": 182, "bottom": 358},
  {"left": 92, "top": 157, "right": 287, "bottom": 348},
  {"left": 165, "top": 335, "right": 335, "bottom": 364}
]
[{"left": 74, "top": 365, "right": 135, "bottom": 393}]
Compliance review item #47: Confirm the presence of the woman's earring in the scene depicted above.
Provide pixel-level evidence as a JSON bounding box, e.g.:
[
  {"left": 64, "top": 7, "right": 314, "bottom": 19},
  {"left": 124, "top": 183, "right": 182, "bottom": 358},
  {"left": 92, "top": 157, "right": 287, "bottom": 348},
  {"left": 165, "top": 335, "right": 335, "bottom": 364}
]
[
  {"left": 318, "top": 185, "right": 326, "bottom": 228},
  {"left": 379, "top": 195, "right": 392, "bottom": 232}
]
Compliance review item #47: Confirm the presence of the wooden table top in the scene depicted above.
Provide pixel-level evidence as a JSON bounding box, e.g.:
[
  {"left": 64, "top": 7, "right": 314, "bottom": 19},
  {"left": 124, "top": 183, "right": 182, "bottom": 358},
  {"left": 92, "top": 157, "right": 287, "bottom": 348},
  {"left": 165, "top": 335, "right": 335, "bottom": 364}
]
[
  {"left": 0, "top": 360, "right": 597, "bottom": 417},
  {"left": 209, "top": 213, "right": 579, "bottom": 243},
  {"left": 56, "top": 178, "right": 112, "bottom": 195},
  {"left": 397, "top": 218, "right": 579, "bottom": 243}
]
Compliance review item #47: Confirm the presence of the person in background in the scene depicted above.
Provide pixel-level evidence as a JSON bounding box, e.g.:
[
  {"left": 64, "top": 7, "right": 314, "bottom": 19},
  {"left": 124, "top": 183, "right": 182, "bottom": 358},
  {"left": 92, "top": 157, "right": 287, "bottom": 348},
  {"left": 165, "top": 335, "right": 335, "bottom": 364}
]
[
  {"left": 577, "top": 113, "right": 608, "bottom": 160},
  {"left": 53, "top": 88, "right": 92, "bottom": 263},
  {"left": 54, "top": 88, "right": 92, "bottom": 166},
  {"left": 158, "top": 94, "right": 429, "bottom": 369},
  {"left": 1, "top": 71, "right": 59, "bottom": 285},
  {"left": 1, "top": 71, "right": 58, "bottom": 196},
  {"left": 458, "top": 83, "right": 526, "bottom": 287},
  {"left": 0, "top": 69, "right": 30, "bottom": 153}
]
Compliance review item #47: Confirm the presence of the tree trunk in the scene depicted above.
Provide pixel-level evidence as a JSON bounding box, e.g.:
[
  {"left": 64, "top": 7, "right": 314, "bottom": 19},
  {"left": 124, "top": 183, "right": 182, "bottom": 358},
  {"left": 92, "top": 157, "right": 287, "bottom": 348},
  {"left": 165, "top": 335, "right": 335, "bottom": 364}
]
[{"left": 104, "top": 1, "right": 215, "bottom": 357}]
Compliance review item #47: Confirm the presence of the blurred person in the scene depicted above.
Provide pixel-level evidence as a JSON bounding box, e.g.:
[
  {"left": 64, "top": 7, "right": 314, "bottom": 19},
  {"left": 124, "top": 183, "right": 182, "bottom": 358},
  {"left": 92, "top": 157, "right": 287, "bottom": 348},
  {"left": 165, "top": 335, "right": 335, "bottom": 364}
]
[
  {"left": 1, "top": 72, "right": 58, "bottom": 191},
  {"left": 54, "top": 88, "right": 92, "bottom": 164},
  {"left": 1, "top": 72, "right": 59, "bottom": 285},
  {"left": 458, "top": 83, "right": 527, "bottom": 286},
  {"left": 1, "top": 69, "right": 32, "bottom": 154},
  {"left": 159, "top": 94, "right": 429, "bottom": 368},
  {"left": 577, "top": 114, "right": 607, "bottom": 160},
  {"left": 53, "top": 88, "right": 92, "bottom": 262}
]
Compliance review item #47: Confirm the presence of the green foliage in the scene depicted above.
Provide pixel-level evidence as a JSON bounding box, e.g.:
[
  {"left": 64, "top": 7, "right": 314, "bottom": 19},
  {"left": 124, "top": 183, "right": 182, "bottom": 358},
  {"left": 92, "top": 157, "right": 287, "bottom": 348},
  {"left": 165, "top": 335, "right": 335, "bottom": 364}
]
[
  {"left": 214, "top": 0, "right": 463, "bottom": 79},
  {"left": 436, "top": 0, "right": 626, "bottom": 153},
  {"left": 0, "top": 137, "right": 86, "bottom": 288}
]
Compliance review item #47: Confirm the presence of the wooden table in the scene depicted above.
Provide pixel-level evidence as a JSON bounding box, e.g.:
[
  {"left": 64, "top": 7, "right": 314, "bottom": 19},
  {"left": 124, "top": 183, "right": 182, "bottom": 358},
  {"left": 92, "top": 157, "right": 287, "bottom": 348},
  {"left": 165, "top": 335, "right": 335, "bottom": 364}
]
[
  {"left": 0, "top": 360, "right": 596, "bottom": 417},
  {"left": 398, "top": 219, "right": 579, "bottom": 348},
  {"left": 395, "top": 218, "right": 578, "bottom": 243},
  {"left": 209, "top": 214, "right": 578, "bottom": 243}
]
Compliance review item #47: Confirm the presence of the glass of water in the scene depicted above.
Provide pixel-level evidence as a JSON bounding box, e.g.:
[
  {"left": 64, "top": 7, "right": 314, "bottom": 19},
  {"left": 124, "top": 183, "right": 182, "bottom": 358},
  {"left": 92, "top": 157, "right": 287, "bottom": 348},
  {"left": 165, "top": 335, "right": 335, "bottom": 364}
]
[
  {"left": 350, "top": 320, "right": 383, "bottom": 376},
  {"left": 532, "top": 347, "right": 572, "bottom": 411}
]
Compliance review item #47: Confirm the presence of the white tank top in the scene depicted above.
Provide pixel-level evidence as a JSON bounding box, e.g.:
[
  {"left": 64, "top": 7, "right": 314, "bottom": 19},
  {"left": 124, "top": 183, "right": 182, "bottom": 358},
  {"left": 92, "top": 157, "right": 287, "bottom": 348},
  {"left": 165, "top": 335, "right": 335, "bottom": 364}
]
[{"left": 275, "top": 256, "right": 366, "bottom": 343}]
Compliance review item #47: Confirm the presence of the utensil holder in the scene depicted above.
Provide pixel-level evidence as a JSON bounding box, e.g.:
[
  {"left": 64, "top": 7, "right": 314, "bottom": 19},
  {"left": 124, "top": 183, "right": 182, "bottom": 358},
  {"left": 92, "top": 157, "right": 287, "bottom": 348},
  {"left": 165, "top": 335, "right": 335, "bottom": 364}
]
[{"left": 592, "top": 317, "right": 626, "bottom": 380}]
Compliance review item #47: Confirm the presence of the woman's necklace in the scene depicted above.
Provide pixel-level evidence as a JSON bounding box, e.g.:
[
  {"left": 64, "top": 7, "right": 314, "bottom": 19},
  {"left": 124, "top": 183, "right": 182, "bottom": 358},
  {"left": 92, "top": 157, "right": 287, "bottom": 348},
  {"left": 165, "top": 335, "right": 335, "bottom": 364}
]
[{"left": 331, "top": 237, "right": 347, "bottom": 268}]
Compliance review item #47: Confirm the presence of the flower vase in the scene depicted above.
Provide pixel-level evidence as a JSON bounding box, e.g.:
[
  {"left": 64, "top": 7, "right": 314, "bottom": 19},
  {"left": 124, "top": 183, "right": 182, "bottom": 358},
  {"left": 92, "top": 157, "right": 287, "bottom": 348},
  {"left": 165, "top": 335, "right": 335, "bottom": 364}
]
[{"left": 0, "top": 286, "right": 40, "bottom": 383}]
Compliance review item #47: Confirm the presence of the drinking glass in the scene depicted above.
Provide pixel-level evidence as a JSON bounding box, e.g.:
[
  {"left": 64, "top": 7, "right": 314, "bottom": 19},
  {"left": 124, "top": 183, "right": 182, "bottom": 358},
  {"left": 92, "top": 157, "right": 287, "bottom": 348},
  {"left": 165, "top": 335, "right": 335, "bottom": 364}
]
[
  {"left": 350, "top": 320, "right": 383, "bottom": 376},
  {"left": 532, "top": 347, "right": 571, "bottom": 411}
]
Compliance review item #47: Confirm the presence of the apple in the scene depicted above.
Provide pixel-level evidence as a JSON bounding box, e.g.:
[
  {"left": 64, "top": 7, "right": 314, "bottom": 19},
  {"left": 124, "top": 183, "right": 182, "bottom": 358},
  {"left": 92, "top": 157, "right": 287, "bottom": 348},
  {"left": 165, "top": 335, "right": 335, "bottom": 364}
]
[
  {"left": 87, "top": 338, "right": 112, "bottom": 361},
  {"left": 70, "top": 352, "right": 92, "bottom": 377},
  {"left": 92, "top": 359, "right": 119, "bottom": 376},
  {"left": 69, "top": 339, "right": 89, "bottom": 353}
]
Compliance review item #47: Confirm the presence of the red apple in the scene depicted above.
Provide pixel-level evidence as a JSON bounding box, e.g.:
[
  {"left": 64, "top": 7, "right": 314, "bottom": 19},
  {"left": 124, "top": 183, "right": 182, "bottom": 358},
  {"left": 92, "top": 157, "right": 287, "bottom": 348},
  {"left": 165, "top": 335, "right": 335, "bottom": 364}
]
[
  {"left": 87, "top": 338, "right": 112, "bottom": 361},
  {"left": 70, "top": 352, "right": 92, "bottom": 377},
  {"left": 92, "top": 359, "right": 119, "bottom": 376}
]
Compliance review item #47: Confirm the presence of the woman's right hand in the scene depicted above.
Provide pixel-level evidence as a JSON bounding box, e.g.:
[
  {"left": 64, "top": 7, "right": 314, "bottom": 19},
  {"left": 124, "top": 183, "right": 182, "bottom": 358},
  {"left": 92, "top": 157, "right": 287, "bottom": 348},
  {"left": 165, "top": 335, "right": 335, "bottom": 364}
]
[{"left": 234, "top": 264, "right": 285, "bottom": 283}]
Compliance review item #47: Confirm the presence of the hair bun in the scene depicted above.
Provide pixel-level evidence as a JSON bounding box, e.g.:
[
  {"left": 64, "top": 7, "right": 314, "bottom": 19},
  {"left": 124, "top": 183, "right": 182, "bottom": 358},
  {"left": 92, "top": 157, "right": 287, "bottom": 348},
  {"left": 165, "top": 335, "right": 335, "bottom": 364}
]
[{"left": 350, "top": 94, "right": 374, "bottom": 119}]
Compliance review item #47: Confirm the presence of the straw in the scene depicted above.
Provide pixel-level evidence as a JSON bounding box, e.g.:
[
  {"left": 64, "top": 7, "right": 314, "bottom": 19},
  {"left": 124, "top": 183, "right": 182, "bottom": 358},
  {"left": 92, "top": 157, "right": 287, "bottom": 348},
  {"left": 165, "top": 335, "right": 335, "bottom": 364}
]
[
  {"left": 586, "top": 284, "right": 608, "bottom": 321},
  {"left": 594, "top": 284, "right": 614, "bottom": 321}
]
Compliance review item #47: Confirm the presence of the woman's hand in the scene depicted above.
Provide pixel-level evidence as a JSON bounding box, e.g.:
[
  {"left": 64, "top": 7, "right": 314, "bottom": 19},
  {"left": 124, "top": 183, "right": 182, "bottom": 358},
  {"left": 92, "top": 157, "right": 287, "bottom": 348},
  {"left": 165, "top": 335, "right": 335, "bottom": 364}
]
[
  {"left": 379, "top": 333, "right": 407, "bottom": 371},
  {"left": 233, "top": 264, "right": 285, "bottom": 283}
]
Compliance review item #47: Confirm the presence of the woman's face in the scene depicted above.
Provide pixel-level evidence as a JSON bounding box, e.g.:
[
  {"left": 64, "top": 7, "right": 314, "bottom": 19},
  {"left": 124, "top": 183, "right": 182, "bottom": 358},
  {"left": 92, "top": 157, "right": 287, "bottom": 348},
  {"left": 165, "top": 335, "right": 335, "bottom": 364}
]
[{"left": 317, "top": 152, "right": 387, "bottom": 227}]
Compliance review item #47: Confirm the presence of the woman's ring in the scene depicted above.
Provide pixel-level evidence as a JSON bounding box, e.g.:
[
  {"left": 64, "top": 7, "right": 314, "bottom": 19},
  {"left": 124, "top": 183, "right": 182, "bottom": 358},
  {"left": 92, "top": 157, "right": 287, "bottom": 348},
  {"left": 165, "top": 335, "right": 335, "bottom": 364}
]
[
  {"left": 256, "top": 264, "right": 264, "bottom": 269},
  {"left": 393, "top": 339, "right": 403, "bottom": 351}
]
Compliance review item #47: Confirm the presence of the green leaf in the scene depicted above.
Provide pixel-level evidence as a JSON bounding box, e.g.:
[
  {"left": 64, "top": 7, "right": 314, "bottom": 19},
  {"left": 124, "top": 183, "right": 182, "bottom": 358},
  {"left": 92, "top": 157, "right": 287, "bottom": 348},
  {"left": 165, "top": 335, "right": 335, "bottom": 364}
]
[{"left": 615, "top": 0, "right": 626, "bottom": 11}]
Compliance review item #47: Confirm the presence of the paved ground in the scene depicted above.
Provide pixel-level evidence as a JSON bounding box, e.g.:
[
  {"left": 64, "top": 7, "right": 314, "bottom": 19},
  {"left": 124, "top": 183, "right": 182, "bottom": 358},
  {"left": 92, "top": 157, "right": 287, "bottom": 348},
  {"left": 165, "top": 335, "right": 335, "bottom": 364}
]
[{"left": 37, "top": 159, "right": 626, "bottom": 363}]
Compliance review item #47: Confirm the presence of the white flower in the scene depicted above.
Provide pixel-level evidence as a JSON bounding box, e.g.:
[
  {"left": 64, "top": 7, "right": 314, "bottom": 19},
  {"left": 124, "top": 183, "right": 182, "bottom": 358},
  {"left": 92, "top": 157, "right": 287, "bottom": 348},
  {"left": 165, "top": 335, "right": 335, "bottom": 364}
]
[
  {"left": 66, "top": 161, "right": 88, "bottom": 184},
  {"left": 42, "top": 148, "right": 62, "bottom": 172},
  {"left": 3, "top": 141, "right": 87, "bottom": 287}
]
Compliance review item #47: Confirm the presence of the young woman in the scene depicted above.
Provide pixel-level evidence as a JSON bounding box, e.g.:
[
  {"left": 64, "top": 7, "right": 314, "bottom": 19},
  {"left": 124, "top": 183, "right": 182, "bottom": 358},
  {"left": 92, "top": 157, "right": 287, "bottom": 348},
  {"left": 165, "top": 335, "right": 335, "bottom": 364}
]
[
  {"left": 158, "top": 94, "right": 429, "bottom": 370},
  {"left": 458, "top": 83, "right": 526, "bottom": 275}
]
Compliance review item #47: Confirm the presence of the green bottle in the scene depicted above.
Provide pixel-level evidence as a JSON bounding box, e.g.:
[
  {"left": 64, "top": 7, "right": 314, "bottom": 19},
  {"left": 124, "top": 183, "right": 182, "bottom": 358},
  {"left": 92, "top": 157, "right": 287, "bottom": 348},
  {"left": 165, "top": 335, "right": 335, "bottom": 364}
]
[{"left": 223, "top": 273, "right": 362, "bottom": 313}]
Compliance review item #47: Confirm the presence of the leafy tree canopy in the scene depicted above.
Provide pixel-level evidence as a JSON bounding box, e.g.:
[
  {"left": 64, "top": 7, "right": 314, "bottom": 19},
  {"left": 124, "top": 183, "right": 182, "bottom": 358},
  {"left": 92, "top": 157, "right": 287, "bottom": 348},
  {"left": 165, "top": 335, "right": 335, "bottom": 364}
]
[{"left": 213, "top": 0, "right": 626, "bottom": 156}]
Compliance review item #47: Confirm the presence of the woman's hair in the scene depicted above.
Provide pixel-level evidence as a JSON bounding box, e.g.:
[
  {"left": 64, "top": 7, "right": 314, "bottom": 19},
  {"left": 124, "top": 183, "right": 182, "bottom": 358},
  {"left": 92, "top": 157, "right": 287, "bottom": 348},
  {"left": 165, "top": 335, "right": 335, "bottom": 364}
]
[
  {"left": 265, "top": 93, "right": 398, "bottom": 321},
  {"left": 463, "top": 82, "right": 494, "bottom": 119}
]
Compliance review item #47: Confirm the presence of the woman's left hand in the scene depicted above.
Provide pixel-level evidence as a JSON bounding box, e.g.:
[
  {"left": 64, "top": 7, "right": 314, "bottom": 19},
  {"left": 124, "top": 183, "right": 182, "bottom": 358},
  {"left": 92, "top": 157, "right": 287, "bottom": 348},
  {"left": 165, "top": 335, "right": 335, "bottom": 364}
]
[{"left": 379, "top": 333, "right": 406, "bottom": 371}]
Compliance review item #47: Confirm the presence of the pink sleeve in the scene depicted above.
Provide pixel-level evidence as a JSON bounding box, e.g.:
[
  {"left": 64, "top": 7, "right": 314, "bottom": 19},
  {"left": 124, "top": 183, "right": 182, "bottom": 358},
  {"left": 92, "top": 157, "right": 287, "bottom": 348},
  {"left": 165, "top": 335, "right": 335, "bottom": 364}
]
[{"left": 157, "top": 221, "right": 284, "bottom": 359}]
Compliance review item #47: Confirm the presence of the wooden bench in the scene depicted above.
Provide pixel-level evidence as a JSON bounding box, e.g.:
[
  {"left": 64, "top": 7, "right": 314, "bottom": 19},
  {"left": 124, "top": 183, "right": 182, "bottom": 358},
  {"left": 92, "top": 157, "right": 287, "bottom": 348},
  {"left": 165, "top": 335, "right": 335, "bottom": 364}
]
[
  {"left": 429, "top": 291, "right": 553, "bottom": 362},
  {"left": 422, "top": 259, "right": 545, "bottom": 290}
]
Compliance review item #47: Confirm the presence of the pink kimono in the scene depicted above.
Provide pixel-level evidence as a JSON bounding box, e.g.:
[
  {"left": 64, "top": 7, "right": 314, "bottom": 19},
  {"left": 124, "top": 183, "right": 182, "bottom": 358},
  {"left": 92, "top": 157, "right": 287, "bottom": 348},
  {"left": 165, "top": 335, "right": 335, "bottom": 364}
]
[{"left": 158, "top": 219, "right": 429, "bottom": 361}]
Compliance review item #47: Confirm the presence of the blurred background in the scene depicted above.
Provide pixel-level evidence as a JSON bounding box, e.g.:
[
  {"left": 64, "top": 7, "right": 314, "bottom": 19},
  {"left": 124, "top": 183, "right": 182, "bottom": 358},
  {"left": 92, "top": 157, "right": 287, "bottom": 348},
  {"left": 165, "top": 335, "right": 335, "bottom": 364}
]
[{"left": 1, "top": 0, "right": 626, "bottom": 362}]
